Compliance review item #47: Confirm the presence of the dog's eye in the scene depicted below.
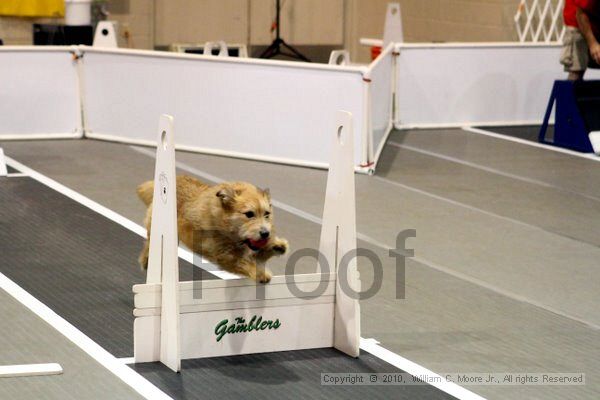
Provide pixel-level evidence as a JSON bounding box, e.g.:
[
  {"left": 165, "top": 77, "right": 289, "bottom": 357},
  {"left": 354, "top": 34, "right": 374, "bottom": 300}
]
[
  {"left": 264, "top": 212, "right": 271, "bottom": 218},
  {"left": 244, "top": 211, "right": 255, "bottom": 218}
]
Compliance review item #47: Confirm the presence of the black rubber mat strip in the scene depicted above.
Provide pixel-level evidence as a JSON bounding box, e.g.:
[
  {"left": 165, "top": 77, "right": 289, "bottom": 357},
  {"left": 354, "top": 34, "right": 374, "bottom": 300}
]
[
  {"left": 0, "top": 177, "right": 215, "bottom": 357},
  {"left": 132, "top": 349, "right": 455, "bottom": 400}
]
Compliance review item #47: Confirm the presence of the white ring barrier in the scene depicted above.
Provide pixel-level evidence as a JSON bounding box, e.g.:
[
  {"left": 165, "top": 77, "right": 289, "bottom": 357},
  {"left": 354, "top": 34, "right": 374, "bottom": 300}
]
[
  {"left": 0, "top": 47, "right": 83, "bottom": 139},
  {"left": 394, "top": 42, "right": 600, "bottom": 129},
  {"left": 364, "top": 43, "right": 396, "bottom": 167},
  {"left": 133, "top": 112, "right": 361, "bottom": 371},
  {"left": 79, "top": 47, "right": 371, "bottom": 172},
  {"left": 6, "top": 41, "right": 595, "bottom": 170}
]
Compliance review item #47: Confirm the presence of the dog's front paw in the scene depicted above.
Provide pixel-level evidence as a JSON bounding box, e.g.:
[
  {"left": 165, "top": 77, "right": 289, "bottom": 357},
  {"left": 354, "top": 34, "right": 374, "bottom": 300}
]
[
  {"left": 272, "top": 237, "right": 289, "bottom": 255},
  {"left": 256, "top": 268, "right": 272, "bottom": 284}
]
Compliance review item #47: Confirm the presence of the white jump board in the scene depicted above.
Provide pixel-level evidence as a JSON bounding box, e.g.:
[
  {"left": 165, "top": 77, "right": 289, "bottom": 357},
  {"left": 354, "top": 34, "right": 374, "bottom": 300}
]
[
  {"left": 134, "top": 273, "right": 335, "bottom": 312},
  {"left": 134, "top": 274, "right": 336, "bottom": 361},
  {"left": 134, "top": 303, "right": 334, "bottom": 361}
]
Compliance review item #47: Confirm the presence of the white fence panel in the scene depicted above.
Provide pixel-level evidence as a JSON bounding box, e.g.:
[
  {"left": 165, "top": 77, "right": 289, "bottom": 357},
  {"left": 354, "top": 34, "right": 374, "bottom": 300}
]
[
  {"left": 395, "top": 43, "right": 600, "bottom": 128},
  {"left": 366, "top": 44, "right": 395, "bottom": 165},
  {"left": 81, "top": 48, "right": 366, "bottom": 169},
  {"left": 0, "top": 47, "right": 82, "bottom": 139}
]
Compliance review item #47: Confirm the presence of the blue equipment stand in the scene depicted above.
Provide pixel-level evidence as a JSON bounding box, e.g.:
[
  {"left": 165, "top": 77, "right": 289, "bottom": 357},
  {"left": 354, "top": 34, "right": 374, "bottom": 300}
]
[{"left": 539, "top": 80, "right": 600, "bottom": 153}]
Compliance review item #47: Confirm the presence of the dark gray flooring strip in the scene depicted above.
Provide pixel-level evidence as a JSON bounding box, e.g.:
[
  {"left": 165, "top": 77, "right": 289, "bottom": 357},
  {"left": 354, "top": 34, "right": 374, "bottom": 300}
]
[
  {"left": 386, "top": 140, "right": 600, "bottom": 203},
  {"left": 386, "top": 128, "right": 600, "bottom": 199},
  {"left": 379, "top": 142, "right": 600, "bottom": 249},
  {"left": 131, "top": 349, "right": 453, "bottom": 400},
  {"left": 0, "top": 177, "right": 213, "bottom": 358},
  {"left": 376, "top": 137, "right": 600, "bottom": 250},
  {"left": 0, "top": 177, "right": 456, "bottom": 400}
]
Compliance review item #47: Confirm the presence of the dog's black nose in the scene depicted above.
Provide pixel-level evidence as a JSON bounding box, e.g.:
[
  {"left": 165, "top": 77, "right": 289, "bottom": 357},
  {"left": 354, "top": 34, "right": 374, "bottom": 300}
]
[{"left": 260, "top": 229, "right": 270, "bottom": 239}]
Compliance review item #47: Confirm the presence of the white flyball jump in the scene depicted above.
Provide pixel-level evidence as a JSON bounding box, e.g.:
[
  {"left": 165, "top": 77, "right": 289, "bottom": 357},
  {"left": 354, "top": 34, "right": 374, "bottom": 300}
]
[{"left": 133, "top": 112, "right": 361, "bottom": 372}]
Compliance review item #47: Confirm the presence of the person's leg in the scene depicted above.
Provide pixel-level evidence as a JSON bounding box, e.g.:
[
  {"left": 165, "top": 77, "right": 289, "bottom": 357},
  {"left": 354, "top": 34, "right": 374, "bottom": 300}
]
[
  {"left": 568, "top": 70, "right": 585, "bottom": 80},
  {"left": 561, "top": 27, "right": 588, "bottom": 80}
]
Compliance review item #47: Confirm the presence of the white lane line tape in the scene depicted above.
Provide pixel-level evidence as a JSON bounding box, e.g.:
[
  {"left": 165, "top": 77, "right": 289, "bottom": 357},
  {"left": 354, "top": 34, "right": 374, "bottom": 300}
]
[
  {"left": 462, "top": 126, "right": 600, "bottom": 162},
  {"left": 360, "top": 339, "right": 487, "bottom": 400},
  {"left": 0, "top": 363, "right": 63, "bottom": 378}
]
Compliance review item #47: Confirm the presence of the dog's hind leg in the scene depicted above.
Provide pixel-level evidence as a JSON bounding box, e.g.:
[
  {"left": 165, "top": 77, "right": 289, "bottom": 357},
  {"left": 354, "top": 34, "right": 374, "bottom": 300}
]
[
  {"left": 138, "top": 239, "right": 150, "bottom": 270},
  {"left": 139, "top": 205, "right": 152, "bottom": 270}
]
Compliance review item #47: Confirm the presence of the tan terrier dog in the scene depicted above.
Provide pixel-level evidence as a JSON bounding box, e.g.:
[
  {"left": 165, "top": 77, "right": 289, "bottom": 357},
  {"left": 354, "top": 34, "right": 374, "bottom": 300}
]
[{"left": 137, "top": 176, "right": 288, "bottom": 283}]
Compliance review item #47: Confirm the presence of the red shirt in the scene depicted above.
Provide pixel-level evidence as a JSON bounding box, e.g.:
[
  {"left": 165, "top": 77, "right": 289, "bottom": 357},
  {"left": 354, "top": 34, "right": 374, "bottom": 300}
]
[{"left": 564, "top": 0, "right": 599, "bottom": 29}]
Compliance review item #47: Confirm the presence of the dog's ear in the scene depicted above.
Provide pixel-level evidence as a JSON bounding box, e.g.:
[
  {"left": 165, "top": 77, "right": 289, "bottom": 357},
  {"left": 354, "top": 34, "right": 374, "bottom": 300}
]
[
  {"left": 216, "top": 186, "right": 236, "bottom": 207},
  {"left": 262, "top": 187, "right": 270, "bottom": 198}
]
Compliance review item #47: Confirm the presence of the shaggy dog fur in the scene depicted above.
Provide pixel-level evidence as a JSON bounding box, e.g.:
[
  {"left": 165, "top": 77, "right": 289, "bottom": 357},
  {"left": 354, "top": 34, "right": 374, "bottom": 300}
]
[{"left": 137, "top": 175, "right": 288, "bottom": 283}]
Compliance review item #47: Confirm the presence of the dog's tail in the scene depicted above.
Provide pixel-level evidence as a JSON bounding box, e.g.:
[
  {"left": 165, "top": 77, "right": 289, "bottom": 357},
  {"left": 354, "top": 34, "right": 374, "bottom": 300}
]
[{"left": 137, "top": 180, "right": 154, "bottom": 206}]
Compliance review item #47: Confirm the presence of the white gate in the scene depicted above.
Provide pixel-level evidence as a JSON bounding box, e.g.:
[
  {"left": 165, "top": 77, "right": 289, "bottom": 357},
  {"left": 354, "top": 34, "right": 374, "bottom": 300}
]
[{"left": 514, "top": 0, "right": 566, "bottom": 43}]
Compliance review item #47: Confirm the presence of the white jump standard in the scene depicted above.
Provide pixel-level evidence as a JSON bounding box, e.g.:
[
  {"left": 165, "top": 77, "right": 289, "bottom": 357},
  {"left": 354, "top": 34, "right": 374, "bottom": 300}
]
[{"left": 133, "top": 112, "right": 362, "bottom": 372}]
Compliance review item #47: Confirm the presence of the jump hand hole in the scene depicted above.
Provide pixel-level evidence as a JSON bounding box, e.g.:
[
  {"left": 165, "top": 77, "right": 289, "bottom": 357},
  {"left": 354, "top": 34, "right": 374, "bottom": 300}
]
[{"left": 161, "top": 130, "right": 167, "bottom": 150}]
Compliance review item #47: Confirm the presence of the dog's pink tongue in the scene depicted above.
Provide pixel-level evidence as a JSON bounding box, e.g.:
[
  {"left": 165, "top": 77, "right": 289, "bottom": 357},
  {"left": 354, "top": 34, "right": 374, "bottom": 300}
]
[{"left": 249, "top": 238, "right": 268, "bottom": 248}]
